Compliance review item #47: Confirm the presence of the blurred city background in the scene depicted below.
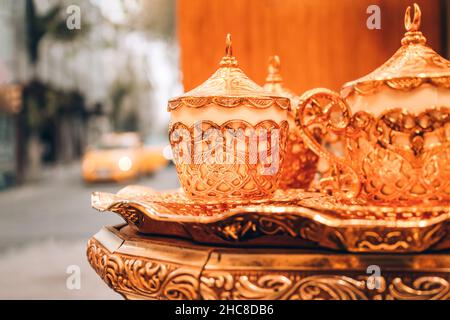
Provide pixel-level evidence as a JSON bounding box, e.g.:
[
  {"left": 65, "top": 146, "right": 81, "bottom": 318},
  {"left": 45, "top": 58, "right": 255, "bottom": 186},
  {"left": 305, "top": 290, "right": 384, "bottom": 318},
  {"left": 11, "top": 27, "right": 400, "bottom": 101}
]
[
  {"left": 0, "top": 0, "right": 448, "bottom": 299},
  {"left": 0, "top": 0, "right": 180, "bottom": 299}
]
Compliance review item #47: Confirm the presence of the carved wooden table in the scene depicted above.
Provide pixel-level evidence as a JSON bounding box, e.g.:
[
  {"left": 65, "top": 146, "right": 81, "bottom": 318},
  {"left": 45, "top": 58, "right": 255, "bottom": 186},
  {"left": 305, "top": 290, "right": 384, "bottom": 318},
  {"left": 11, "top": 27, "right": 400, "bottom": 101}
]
[{"left": 87, "top": 224, "right": 450, "bottom": 300}]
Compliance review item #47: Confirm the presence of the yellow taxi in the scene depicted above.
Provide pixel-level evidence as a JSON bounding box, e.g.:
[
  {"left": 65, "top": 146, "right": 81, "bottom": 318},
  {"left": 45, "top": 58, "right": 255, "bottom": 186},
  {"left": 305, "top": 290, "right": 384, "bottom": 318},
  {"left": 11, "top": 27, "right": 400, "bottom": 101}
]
[{"left": 82, "top": 132, "right": 168, "bottom": 183}]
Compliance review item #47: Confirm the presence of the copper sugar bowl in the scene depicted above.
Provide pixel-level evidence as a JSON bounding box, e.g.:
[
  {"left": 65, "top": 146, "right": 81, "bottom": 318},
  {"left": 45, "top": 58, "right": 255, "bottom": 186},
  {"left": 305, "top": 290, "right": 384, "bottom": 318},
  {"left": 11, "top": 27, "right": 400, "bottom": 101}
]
[
  {"left": 168, "top": 35, "right": 290, "bottom": 201},
  {"left": 297, "top": 4, "right": 450, "bottom": 204},
  {"left": 263, "top": 56, "right": 318, "bottom": 189}
]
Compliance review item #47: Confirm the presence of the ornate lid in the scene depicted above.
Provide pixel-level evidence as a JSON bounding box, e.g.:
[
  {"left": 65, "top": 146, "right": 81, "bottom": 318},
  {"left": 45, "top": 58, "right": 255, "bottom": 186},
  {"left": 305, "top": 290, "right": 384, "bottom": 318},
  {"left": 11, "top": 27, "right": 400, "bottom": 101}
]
[
  {"left": 341, "top": 3, "right": 450, "bottom": 98},
  {"left": 168, "top": 34, "right": 290, "bottom": 111},
  {"left": 263, "top": 55, "right": 298, "bottom": 102}
]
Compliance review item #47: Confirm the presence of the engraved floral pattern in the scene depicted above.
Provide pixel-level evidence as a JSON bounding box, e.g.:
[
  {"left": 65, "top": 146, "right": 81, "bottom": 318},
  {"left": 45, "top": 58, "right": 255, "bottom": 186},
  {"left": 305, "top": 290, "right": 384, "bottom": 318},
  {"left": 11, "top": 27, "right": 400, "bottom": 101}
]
[
  {"left": 169, "top": 120, "right": 289, "bottom": 200},
  {"left": 87, "top": 239, "right": 200, "bottom": 300},
  {"left": 298, "top": 85, "right": 450, "bottom": 203},
  {"left": 87, "top": 237, "right": 450, "bottom": 300},
  {"left": 91, "top": 188, "right": 450, "bottom": 253}
]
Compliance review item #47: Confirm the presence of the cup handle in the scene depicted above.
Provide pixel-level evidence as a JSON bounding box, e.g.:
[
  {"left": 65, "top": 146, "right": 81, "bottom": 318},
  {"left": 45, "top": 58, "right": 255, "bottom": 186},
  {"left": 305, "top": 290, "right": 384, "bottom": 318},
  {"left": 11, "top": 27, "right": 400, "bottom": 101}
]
[{"left": 295, "top": 88, "right": 361, "bottom": 200}]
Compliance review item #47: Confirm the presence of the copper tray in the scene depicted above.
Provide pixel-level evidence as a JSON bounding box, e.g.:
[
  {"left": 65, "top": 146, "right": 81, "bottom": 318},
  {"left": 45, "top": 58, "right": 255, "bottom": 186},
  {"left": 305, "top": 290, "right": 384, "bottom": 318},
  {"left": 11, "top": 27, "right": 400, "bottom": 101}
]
[{"left": 91, "top": 185, "right": 450, "bottom": 253}]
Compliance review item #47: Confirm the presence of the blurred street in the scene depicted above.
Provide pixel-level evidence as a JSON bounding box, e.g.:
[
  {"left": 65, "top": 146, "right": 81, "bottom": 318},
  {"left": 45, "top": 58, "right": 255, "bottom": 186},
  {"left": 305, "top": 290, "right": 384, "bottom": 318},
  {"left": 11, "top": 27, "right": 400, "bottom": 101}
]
[{"left": 0, "top": 163, "right": 179, "bottom": 299}]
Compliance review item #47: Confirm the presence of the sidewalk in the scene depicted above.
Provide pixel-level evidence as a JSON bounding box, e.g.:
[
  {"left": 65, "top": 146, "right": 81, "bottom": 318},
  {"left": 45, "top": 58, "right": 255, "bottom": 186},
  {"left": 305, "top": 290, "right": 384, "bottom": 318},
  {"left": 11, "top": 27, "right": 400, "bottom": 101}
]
[{"left": 0, "top": 162, "right": 179, "bottom": 299}]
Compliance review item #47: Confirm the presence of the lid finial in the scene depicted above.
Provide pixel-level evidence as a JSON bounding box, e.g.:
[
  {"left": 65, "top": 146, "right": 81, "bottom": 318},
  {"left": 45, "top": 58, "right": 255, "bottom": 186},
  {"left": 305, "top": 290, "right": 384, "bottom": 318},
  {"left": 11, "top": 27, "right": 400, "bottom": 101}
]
[
  {"left": 220, "top": 33, "right": 239, "bottom": 67},
  {"left": 265, "top": 55, "right": 283, "bottom": 83},
  {"left": 225, "top": 33, "right": 232, "bottom": 57},
  {"left": 402, "top": 3, "right": 427, "bottom": 45},
  {"left": 405, "top": 3, "right": 421, "bottom": 32}
]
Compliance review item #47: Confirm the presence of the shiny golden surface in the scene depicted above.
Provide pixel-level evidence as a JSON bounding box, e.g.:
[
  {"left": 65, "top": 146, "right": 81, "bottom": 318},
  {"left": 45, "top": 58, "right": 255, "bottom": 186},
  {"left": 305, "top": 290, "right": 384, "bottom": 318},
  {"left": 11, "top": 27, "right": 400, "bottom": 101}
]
[
  {"left": 169, "top": 120, "right": 289, "bottom": 200},
  {"left": 168, "top": 35, "right": 290, "bottom": 111},
  {"left": 87, "top": 225, "right": 450, "bottom": 300},
  {"left": 263, "top": 56, "right": 298, "bottom": 103},
  {"left": 168, "top": 35, "right": 290, "bottom": 200},
  {"left": 168, "top": 34, "right": 290, "bottom": 201},
  {"left": 280, "top": 130, "right": 319, "bottom": 189},
  {"left": 298, "top": 89, "right": 450, "bottom": 204},
  {"left": 88, "top": 3, "right": 450, "bottom": 299},
  {"left": 263, "top": 56, "right": 318, "bottom": 189},
  {"left": 91, "top": 186, "right": 450, "bottom": 253},
  {"left": 342, "top": 4, "right": 450, "bottom": 98},
  {"left": 297, "top": 4, "right": 450, "bottom": 204}
]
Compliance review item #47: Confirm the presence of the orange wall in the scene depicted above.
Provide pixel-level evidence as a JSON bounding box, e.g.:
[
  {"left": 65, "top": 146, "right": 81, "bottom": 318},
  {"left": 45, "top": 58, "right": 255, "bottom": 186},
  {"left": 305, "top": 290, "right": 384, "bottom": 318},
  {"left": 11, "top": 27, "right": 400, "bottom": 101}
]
[{"left": 177, "top": 0, "right": 443, "bottom": 94}]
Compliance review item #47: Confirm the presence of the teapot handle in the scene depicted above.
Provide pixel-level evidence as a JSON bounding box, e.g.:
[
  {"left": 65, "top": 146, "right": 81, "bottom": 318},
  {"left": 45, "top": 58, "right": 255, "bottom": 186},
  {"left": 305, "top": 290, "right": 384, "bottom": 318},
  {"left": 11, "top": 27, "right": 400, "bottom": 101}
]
[{"left": 295, "top": 88, "right": 361, "bottom": 200}]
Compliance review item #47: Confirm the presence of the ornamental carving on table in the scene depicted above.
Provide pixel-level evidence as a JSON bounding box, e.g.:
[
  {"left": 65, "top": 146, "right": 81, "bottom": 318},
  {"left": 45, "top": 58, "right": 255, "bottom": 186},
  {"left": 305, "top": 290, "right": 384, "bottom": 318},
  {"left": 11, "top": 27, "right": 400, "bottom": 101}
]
[
  {"left": 387, "top": 277, "right": 450, "bottom": 300},
  {"left": 350, "top": 225, "right": 445, "bottom": 252},
  {"left": 200, "top": 272, "right": 450, "bottom": 300},
  {"left": 200, "top": 273, "right": 371, "bottom": 300},
  {"left": 86, "top": 239, "right": 200, "bottom": 300},
  {"left": 87, "top": 237, "right": 450, "bottom": 300}
]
